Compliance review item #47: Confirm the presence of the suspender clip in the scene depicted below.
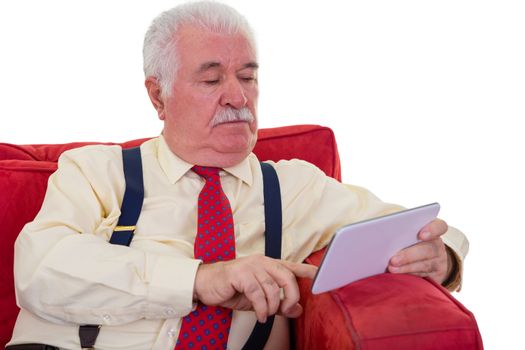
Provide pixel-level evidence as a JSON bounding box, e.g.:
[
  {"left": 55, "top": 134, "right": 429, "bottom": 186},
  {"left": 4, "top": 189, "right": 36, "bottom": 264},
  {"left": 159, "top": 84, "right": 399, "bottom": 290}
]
[{"left": 113, "top": 225, "right": 136, "bottom": 232}]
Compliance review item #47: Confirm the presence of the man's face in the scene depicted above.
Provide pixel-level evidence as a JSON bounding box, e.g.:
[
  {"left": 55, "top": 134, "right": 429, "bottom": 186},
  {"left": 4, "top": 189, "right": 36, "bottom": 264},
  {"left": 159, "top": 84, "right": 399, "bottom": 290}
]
[{"left": 153, "top": 25, "right": 259, "bottom": 167}]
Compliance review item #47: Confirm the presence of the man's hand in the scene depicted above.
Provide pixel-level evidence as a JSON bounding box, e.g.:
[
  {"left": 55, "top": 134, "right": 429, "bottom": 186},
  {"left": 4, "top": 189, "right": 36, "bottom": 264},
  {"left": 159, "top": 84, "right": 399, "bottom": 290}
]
[
  {"left": 193, "top": 255, "right": 317, "bottom": 323},
  {"left": 388, "top": 218, "right": 452, "bottom": 284}
]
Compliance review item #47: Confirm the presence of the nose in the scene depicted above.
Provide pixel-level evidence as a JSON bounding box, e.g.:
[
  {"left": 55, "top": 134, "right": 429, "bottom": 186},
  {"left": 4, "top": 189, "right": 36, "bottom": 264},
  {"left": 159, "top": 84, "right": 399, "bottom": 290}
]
[{"left": 219, "top": 78, "right": 247, "bottom": 109}]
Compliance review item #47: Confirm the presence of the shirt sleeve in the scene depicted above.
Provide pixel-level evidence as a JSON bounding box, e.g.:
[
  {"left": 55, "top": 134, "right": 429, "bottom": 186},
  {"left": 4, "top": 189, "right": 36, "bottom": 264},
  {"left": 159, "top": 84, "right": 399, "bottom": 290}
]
[
  {"left": 275, "top": 159, "right": 469, "bottom": 290},
  {"left": 277, "top": 159, "right": 405, "bottom": 263},
  {"left": 14, "top": 146, "right": 200, "bottom": 326}
]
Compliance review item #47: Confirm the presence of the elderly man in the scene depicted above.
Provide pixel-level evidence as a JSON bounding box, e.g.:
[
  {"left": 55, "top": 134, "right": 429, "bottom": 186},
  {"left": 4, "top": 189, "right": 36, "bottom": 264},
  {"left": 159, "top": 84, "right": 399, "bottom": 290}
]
[{"left": 8, "top": 1, "right": 467, "bottom": 350}]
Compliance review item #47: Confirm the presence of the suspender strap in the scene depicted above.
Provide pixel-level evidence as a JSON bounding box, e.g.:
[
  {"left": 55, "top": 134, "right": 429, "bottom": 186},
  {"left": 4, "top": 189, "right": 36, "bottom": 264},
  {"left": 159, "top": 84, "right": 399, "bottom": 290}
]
[
  {"left": 79, "top": 325, "right": 101, "bottom": 349},
  {"left": 261, "top": 163, "right": 282, "bottom": 260},
  {"left": 79, "top": 147, "right": 144, "bottom": 349},
  {"left": 241, "top": 162, "right": 282, "bottom": 350},
  {"left": 109, "top": 147, "right": 144, "bottom": 246}
]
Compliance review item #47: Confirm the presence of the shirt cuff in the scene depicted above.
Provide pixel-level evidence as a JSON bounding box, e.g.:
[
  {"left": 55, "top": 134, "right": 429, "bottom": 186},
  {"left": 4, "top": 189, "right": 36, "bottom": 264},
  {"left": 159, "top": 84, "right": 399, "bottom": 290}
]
[
  {"left": 442, "top": 245, "right": 463, "bottom": 292},
  {"left": 146, "top": 255, "right": 202, "bottom": 318}
]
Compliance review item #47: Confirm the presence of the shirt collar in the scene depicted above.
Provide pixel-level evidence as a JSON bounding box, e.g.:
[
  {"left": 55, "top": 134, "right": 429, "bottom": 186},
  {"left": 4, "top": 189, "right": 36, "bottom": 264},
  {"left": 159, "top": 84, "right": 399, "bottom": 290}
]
[{"left": 157, "top": 135, "right": 253, "bottom": 186}]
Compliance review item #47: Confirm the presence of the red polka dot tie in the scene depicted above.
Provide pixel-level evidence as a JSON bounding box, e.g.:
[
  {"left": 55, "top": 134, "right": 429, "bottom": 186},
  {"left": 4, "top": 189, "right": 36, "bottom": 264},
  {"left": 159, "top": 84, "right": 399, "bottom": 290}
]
[{"left": 175, "top": 166, "right": 236, "bottom": 350}]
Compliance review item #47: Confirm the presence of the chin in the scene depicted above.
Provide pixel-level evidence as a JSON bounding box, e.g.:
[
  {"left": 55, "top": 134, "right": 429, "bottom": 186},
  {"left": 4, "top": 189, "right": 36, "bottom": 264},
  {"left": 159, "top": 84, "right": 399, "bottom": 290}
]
[
  {"left": 212, "top": 140, "right": 256, "bottom": 167},
  {"left": 215, "top": 123, "right": 256, "bottom": 146},
  {"left": 218, "top": 141, "right": 254, "bottom": 158}
]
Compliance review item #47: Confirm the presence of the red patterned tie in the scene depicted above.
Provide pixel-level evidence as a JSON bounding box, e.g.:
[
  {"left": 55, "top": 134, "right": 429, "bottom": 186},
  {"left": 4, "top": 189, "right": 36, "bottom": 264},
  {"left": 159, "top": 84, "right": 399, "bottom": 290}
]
[{"left": 175, "top": 166, "right": 235, "bottom": 350}]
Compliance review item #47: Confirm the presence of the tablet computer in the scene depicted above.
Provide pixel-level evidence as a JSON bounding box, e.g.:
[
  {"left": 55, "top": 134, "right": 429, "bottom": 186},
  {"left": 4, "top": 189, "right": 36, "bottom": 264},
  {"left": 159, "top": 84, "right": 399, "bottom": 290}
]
[{"left": 311, "top": 202, "right": 440, "bottom": 294}]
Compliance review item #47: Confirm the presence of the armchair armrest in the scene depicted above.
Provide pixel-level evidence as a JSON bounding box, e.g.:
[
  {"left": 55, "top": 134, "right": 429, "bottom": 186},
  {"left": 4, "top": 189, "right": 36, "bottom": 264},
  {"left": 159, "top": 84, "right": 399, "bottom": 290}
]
[{"left": 293, "top": 249, "right": 483, "bottom": 350}]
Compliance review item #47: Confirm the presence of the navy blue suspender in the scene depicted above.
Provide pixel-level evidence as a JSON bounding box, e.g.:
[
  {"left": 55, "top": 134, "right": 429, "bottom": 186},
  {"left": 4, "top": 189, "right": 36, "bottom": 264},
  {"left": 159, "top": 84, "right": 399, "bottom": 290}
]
[
  {"left": 109, "top": 147, "right": 144, "bottom": 246},
  {"left": 241, "top": 162, "right": 282, "bottom": 350},
  {"left": 80, "top": 147, "right": 282, "bottom": 349}
]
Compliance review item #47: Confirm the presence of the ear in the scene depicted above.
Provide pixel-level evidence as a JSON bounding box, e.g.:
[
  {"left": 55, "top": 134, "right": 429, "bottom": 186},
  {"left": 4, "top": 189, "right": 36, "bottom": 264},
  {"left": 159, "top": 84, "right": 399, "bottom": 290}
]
[{"left": 145, "top": 77, "right": 166, "bottom": 120}]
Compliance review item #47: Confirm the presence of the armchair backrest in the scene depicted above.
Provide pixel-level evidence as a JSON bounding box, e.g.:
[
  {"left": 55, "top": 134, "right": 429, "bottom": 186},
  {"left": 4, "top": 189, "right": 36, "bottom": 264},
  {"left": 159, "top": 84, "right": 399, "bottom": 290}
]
[{"left": 0, "top": 125, "right": 341, "bottom": 179}]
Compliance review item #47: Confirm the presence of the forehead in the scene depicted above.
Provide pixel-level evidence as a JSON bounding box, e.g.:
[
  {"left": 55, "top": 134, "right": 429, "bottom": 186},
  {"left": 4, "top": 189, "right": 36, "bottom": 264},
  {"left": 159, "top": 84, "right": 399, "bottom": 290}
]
[{"left": 175, "top": 24, "right": 257, "bottom": 72}]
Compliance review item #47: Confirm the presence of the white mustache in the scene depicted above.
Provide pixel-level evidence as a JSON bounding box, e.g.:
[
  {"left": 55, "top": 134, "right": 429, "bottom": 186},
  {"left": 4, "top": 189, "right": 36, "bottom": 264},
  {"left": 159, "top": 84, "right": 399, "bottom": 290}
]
[{"left": 211, "top": 107, "right": 255, "bottom": 127}]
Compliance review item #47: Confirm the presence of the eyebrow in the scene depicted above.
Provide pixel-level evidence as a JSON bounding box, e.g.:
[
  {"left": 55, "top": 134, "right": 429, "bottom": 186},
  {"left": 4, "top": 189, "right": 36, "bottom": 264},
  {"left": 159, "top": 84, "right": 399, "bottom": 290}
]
[
  {"left": 242, "top": 62, "right": 259, "bottom": 70},
  {"left": 197, "top": 62, "right": 221, "bottom": 73},
  {"left": 196, "top": 61, "right": 259, "bottom": 74}
]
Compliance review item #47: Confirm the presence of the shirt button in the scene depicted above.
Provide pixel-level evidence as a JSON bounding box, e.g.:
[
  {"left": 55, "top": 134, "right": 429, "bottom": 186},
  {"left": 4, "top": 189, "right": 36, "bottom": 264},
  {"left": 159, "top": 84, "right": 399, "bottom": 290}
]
[
  {"left": 167, "top": 328, "right": 176, "bottom": 338},
  {"left": 102, "top": 314, "right": 111, "bottom": 322},
  {"left": 165, "top": 308, "right": 175, "bottom": 316}
]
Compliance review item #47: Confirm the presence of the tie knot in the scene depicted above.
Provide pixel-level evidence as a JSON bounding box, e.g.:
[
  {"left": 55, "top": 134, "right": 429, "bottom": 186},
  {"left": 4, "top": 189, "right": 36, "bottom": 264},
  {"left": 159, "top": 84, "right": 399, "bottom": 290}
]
[{"left": 192, "top": 165, "right": 220, "bottom": 180}]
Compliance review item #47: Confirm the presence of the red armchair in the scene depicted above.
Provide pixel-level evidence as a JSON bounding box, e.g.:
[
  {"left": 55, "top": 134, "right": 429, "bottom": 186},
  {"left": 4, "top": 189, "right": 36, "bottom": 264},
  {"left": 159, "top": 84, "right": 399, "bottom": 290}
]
[{"left": 0, "top": 125, "right": 482, "bottom": 349}]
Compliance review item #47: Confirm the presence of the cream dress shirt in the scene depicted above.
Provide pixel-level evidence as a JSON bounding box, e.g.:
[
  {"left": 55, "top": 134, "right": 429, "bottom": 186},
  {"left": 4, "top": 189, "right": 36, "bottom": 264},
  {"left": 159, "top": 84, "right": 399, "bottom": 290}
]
[{"left": 9, "top": 136, "right": 468, "bottom": 349}]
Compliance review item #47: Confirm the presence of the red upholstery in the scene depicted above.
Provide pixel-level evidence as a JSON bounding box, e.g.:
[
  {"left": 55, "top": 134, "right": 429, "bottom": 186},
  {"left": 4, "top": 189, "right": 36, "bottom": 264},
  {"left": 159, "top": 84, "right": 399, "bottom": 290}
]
[
  {"left": 253, "top": 125, "right": 341, "bottom": 181},
  {"left": 294, "top": 250, "right": 483, "bottom": 349},
  {"left": 0, "top": 139, "right": 150, "bottom": 162},
  {"left": 0, "top": 160, "right": 58, "bottom": 345},
  {"left": 0, "top": 125, "right": 482, "bottom": 349},
  {"left": 0, "top": 125, "right": 341, "bottom": 181},
  {"left": 0, "top": 144, "right": 37, "bottom": 161}
]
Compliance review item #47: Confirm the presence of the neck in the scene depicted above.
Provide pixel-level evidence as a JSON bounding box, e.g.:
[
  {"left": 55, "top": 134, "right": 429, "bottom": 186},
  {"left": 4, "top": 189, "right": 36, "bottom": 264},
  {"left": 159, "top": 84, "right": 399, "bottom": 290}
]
[
  {"left": 161, "top": 131, "right": 256, "bottom": 168},
  {"left": 164, "top": 140, "right": 252, "bottom": 168},
  {"left": 181, "top": 149, "right": 251, "bottom": 168}
]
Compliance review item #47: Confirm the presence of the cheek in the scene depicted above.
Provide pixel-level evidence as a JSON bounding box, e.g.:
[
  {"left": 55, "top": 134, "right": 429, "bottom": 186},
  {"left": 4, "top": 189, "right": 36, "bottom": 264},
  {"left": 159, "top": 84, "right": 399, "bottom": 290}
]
[
  {"left": 190, "top": 91, "right": 222, "bottom": 116},
  {"left": 246, "top": 86, "right": 259, "bottom": 111},
  {"left": 248, "top": 84, "right": 259, "bottom": 99},
  {"left": 169, "top": 92, "right": 218, "bottom": 127}
]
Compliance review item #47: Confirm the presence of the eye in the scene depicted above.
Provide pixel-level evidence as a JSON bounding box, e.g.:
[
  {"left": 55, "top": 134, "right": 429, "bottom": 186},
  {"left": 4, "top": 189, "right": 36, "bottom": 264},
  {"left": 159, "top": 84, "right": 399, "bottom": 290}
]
[
  {"left": 240, "top": 77, "right": 256, "bottom": 83},
  {"left": 204, "top": 80, "right": 219, "bottom": 85}
]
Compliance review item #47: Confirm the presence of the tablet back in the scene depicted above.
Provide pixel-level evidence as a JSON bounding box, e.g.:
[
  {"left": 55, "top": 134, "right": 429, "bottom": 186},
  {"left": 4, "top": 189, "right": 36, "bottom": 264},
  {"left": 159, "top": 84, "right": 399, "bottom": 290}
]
[{"left": 311, "top": 203, "right": 440, "bottom": 294}]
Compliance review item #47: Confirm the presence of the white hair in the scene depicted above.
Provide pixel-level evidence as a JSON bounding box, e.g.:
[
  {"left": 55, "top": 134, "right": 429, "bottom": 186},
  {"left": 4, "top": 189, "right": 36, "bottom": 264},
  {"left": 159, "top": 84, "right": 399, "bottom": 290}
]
[{"left": 143, "top": 1, "right": 257, "bottom": 96}]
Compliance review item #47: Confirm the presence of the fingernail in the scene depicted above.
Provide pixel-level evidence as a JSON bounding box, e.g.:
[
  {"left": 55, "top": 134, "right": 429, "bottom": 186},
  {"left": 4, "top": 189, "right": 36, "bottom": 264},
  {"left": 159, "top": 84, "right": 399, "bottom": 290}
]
[
  {"left": 420, "top": 231, "right": 431, "bottom": 240},
  {"left": 390, "top": 266, "right": 400, "bottom": 273},
  {"left": 391, "top": 256, "right": 400, "bottom": 265}
]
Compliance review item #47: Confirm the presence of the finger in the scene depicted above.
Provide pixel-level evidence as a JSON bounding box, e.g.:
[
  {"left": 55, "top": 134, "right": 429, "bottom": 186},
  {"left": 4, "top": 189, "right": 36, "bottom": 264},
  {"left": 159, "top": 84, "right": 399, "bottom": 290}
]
[
  {"left": 280, "top": 261, "right": 318, "bottom": 279},
  {"left": 281, "top": 302, "right": 303, "bottom": 319},
  {"left": 419, "top": 218, "right": 448, "bottom": 240},
  {"left": 266, "top": 262, "right": 302, "bottom": 317},
  {"left": 239, "top": 274, "right": 270, "bottom": 323},
  {"left": 223, "top": 293, "right": 255, "bottom": 311},
  {"left": 254, "top": 270, "right": 281, "bottom": 318},
  {"left": 390, "top": 239, "right": 444, "bottom": 267},
  {"left": 388, "top": 256, "right": 442, "bottom": 275}
]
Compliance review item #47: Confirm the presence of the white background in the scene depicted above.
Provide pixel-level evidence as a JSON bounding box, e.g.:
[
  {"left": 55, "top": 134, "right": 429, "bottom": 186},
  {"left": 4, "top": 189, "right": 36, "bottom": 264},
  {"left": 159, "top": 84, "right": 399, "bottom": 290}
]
[{"left": 1, "top": 1, "right": 523, "bottom": 348}]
